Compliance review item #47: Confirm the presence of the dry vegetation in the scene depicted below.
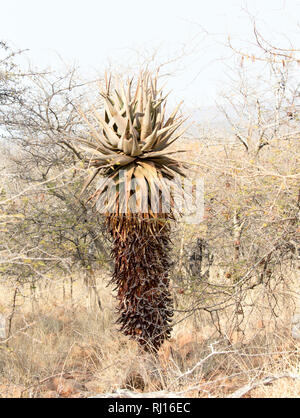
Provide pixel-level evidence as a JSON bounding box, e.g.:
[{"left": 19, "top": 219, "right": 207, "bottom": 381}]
[
  {"left": 0, "top": 262, "right": 299, "bottom": 398},
  {"left": 0, "top": 138, "right": 299, "bottom": 398},
  {"left": 0, "top": 25, "right": 300, "bottom": 398}
]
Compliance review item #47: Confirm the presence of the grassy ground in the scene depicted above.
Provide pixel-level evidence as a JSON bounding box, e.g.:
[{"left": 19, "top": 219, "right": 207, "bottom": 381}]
[{"left": 0, "top": 268, "right": 299, "bottom": 398}]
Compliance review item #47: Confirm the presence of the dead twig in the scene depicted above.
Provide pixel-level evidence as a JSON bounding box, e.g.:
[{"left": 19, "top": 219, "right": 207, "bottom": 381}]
[{"left": 228, "top": 373, "right": 300, "bottom": 398}]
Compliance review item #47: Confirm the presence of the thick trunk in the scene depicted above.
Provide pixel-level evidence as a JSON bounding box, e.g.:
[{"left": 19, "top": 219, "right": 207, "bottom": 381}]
[{"left": 106, "top": 214, "right": 174, "bottom": 351}]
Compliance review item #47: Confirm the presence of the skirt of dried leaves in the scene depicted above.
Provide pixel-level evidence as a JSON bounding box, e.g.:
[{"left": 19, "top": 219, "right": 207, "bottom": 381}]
[{"left": 106, "top": 213, "right": 174, "bottom": 351}]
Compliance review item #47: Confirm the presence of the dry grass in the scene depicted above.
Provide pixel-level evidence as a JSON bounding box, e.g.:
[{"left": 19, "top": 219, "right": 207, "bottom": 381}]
[{"left": 0, "top": 267, "right": 299, "bottom": 398}]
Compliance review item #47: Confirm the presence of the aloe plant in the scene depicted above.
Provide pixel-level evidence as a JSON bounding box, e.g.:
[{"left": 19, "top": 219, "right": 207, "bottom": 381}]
[{"left": 75, "top": 71, "right": 187, "bottom": 351}]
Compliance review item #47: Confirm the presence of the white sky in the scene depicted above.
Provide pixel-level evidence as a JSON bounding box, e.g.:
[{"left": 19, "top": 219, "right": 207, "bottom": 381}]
[{"left": 1, "top": 0, "right": 300, "bottom": 106}]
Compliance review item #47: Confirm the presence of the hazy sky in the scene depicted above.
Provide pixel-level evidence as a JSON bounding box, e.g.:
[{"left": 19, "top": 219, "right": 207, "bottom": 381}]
[{"left": 1, "top": 0, "right": 300, "bottom": 106}]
